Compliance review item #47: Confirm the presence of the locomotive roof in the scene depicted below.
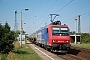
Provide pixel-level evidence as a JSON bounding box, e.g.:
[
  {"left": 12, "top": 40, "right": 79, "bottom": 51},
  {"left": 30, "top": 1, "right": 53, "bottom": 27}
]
[{"left": 47, "top": 24, "right": 68, "bottom": 27}]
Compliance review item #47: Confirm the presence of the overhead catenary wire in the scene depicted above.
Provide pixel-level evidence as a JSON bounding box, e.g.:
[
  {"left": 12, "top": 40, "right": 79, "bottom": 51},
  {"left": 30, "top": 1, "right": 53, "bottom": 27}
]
[
  {"left": 81, "top": 11, "right": 90, "bottom": 16},
  {"left": 62, "top": 11, "right": 90, "bottom": 23},
  {"left": 40, "top": 0, "right": 74, "bottom": 24},
  {"left": 36, "top": 0, "right": 58, "bottom": 26},
  {"left": 36, "top": 0, "right": 73, "bottom": 27},
  {"left": 27, "top": 0, "right": 89, "bottom": 26},
  {"left": 31, "top": 0, "right": 51, "bottom": 15},
  {"left": 61, "top": 0, "right": 90, "bottom": 23},
  {"left": 41, "top": 0, "right": 58, "bottom": 17},
  {"left": 24, "top": 0, "right": 90, "bottom": 34},
  {"left": 27, "top": 0, "right": 57, "bottom": 28},
  {"left": 55, "top": 0, "right": 74, "bottom": 13},
  {"left": 24, "top": 0, "right": 74, "bottom": 26},
  {"left": 21, "top": 0, "right": 53, "bottom": 33},
  {"left": 22, "top": 0, "right": 50, "bottom": 22},
  {"left": 30, "top": 0, "right": 43, "bottom": 12}
]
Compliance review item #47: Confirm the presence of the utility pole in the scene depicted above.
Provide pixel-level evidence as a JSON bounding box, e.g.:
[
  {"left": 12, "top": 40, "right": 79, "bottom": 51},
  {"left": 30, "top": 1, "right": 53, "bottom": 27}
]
[
  {"left": 78, "top": 15, "right": 81, "bottom": 35},
  {"left": 74, "top": 18, "right": 77, "bottom": 34},
  {"left": 20, "top": 8, "right": 29, "bottom": 47},
  {"left": 50, "top": 14, "right": 59, "bottom": 22},
  {"left": 20, "top": 10, "right": 22, "bottom": 47},
  {"left": 14, "top": 10, "right": 17, "bottom": 32},
  {"left": 74, "top": 18, "right": 77, "bottom": 44},
  {"left": 14, "top": 10, "right": 17, "bottom": 40}
]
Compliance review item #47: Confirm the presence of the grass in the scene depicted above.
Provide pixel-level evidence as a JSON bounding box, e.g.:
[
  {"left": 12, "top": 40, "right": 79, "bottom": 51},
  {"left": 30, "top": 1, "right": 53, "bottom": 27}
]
[
  {"left": 0, "top": 54, "right": 7, "bottom": 60},
  {"left": 14, "top": 44, "right": 43, "bottom": 60},
  {"left": 71, "top": 43, "right": 90, "bottom": 49},
  {"left": 0, "top": 41, "right": 43, "bottom": 60}
]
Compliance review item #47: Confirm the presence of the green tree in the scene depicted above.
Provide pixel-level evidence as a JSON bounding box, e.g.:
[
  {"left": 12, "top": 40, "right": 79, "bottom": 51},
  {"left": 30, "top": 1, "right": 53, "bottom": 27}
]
[
  {"left": 14, "top": 29, "right": 26, "bottom": 41},
  {"left": 16, "top": 30, "right": 20, "bottom": 34},
  {"left": 81, "top": 33, "right": 90, "bottom": 43},
  {"left": 16, "top": 30, "right": 26, "bottom": 34},
  {"left": 0, "top": 22, "right": 15, "bottom": 53}
]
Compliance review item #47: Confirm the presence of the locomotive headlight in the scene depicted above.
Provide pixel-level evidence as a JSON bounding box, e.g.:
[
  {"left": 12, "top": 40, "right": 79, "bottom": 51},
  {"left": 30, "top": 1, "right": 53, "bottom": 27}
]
[
  {"left": 53, "top": 40, "right": 56, "bottom": 42},
  {"left": 65, "top": 40, "right": 68, "bottom": 42}
]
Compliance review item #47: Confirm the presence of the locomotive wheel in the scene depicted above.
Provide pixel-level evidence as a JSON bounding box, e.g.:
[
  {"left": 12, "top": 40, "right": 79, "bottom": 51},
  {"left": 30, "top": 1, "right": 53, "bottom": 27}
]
[
  {"left": 45, "top": 45, "right": 48, "bottom": 50},
  {"left": 50, "top": 47, "right": 53, "bottom": 52}
]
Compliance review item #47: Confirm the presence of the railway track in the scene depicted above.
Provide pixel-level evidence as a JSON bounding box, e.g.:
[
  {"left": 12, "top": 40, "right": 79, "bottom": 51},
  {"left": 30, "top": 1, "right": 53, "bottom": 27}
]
[
  {"left": 57, "top": 54, "right": 84, "bottom": 60},
  {"left": 28, "top": 40, "right": 90, "bottom": 60},
  {"left": 41, "top": 44, "right": 90, "bottom": 60},
  {"left": 55, "top": 46, "right": 90, "bottom": 60}
]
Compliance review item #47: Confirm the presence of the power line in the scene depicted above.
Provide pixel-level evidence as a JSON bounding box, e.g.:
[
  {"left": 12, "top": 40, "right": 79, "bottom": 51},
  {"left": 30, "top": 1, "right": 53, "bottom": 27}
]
[
  {"left": 39, "top": 0, "right": 74, "bottom": 26},
  {"left": 36, "top": 0, "right": 58, "bottom": 26},
  {"left": 42, "top": 0, "right": 57, "bottom": 16},
  {"left": 62, "top": 11, "right": 90, "bottom": 23},
  {"left": 24, "top": 0, "right": 73, "bottom": 26},
  {"left": 59, "top": 1, "right": 90, "bottom": 23},
  {"left": 31, "top": 0, "right": 43, "bottom": 12},
  {"left": 36, "top": 17, "right": 50, "bottom": 27},
  {"left": 56, "top": 0, "right": 73, "bottom": 13},
  {"left": 22, "top": 0, "right": 51, "bottom": 22},
  {"left": 81, "top": 11, "right": 90, "bottom": 16},
  {"left": 27, "top": 0, "right": 58, "bottom": 29},
  {"left": 32, "top": 0, "right": 51, "bottom": 15},
  {"left": 36, "top": 0, "right": 73, "bottom": 27},
  {"left": 27, "top": 0, "right": 90, "bottom": 34},
  {"left": 62, "top": 15, "right": 78, "bottom": 23}
]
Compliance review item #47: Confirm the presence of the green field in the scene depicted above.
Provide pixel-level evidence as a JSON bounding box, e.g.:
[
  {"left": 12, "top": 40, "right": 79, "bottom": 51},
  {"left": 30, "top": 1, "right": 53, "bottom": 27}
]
[
  {"left": 71, "top": 43, "right": 90, "bottom": 49},
  {"left": 0, "top": 43, "right": 43, "bottom": 60},
  {"left": 14, "top": 44, "right": 43, "bottom": 60}
]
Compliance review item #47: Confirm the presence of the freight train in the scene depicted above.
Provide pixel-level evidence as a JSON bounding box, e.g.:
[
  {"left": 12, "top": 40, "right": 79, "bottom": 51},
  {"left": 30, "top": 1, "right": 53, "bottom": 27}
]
[{"left": 29, "top": 20, "right": 71, "bottom": 53}]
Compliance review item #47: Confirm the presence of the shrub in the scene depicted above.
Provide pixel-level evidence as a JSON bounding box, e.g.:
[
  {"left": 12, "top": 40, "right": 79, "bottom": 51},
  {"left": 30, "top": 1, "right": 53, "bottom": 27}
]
[
  {"left": 7, "top": 51, "right": 15, "bottom": 60},
  {"left": 81, "top": 33, "right": 90, "bottom": 43},
  {"left": 14, "top": 41, "right": 20, "bottom": 51},
  {"left": 0, "top": 22, "right": 15, "bottom": 54}
]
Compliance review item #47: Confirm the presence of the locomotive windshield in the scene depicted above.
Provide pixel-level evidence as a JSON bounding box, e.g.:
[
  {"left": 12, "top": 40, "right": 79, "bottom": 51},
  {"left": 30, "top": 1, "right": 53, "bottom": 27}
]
[{"left": 52, "top": 27, "right": 69, "bottom": 36}]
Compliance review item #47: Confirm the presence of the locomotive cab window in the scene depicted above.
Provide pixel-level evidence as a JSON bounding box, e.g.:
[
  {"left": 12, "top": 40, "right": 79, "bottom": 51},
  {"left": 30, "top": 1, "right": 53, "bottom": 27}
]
[
  {"left": 52, "top": 27, "right": 69, "bottom": 36},
  {"left": 46, "top": 28, "right": 48, "bottom": 33},
  {"left": 61, "top": 28, "right": 68, "bottom": 32}
]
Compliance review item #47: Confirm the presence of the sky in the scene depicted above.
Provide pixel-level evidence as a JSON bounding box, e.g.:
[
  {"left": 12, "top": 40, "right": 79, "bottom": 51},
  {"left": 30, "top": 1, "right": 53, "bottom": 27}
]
[{"left": 0, "top": 0, "right": 90, "bottom": 35}]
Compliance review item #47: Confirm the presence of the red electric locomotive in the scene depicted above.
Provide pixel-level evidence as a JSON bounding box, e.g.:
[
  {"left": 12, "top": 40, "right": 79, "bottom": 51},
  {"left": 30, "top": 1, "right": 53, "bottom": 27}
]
[{"left": 36, "top": 20, "right": 71, "bottom": 53}]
